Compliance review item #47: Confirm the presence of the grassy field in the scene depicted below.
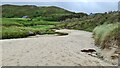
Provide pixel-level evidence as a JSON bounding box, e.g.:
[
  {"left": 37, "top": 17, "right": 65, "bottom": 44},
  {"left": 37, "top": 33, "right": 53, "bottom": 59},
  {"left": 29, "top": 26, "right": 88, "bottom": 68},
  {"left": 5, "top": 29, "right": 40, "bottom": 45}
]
[
  {"left": 30, "top": 25, "right": 55, "bottom": 29},
  {"left": 93, "top": 23, "right": 120, "bottom": 49},
  {"left": 1, "top": 18, "right": 59, "bottom": 39},
  {"left": 2, "top": 18, "right": 59, "bottom": 26}
]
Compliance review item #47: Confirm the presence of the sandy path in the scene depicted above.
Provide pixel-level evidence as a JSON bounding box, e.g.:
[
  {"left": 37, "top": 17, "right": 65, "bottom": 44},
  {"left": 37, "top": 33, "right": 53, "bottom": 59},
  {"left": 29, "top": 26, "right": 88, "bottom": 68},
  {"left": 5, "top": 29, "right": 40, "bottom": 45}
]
[{"left": 1, "top": 29, "right": 113, "bottom": 66}]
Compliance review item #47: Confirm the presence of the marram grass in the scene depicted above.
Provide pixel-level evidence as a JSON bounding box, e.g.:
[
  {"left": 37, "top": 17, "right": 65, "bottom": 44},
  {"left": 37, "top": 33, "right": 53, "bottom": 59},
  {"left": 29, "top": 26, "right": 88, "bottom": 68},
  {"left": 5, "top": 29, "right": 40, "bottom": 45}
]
[{"left": 93, "top": 23, "right": 120, "bottom": 49}]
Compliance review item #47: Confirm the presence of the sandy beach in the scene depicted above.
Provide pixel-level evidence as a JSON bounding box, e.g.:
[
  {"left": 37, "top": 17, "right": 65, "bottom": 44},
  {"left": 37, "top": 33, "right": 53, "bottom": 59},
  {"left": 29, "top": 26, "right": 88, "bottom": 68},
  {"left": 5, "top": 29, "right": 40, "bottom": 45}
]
[{"left": 1, "top": 29, "right": 113, "bottom": 66}]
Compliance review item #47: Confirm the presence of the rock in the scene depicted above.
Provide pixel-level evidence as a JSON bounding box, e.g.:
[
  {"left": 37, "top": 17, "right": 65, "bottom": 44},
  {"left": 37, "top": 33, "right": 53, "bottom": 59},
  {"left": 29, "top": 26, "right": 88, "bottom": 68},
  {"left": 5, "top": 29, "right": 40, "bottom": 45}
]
[
  {"left": 91, "top": 53, "right": 97, "bottom": 57},
  {"left": 81, "top": 48, "right": 96, "bottom": 53},
  {"left": 28, "top": 31, "right": 34, "bottom": 36},
  {"left": 87, "top": 52, "right": 97, "bottom": 57},
  {"left": 81, "top": 48, "right": 98, "bottom": 57}
]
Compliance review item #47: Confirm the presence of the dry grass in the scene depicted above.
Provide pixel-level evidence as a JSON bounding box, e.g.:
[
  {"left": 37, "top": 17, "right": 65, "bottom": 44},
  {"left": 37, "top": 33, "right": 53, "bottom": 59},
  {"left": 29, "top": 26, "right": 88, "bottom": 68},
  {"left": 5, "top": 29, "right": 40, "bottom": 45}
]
[{"left": 93, "top": 23, "right": 120, "bottom": 49}]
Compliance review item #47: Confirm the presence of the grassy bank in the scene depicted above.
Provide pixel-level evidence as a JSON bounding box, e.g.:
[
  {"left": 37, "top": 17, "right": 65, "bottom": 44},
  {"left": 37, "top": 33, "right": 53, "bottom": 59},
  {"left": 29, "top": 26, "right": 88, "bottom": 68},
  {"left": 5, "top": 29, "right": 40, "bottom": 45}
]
[
  {"left": 1, "top": 26, "right": 55, "bottom": 39},
  {"left": 1, "top": 18, "right": 59, "bottom": 39},
  {"left": 93, "top": 23, "right": 120, "bottom": 49}
]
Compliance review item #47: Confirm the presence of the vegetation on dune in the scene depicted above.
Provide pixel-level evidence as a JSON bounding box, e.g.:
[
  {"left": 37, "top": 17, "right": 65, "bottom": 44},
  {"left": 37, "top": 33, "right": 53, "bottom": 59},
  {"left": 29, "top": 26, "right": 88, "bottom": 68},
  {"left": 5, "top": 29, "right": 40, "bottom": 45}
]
[
  {"left": 93, "top": 23, "right": 120, "bottom": 49},
  {"left": 57, "top": 11, "right": 119, "bottom": 32},
  {"left": 93, "top": 23, "right": 120, "bottom": 64}
]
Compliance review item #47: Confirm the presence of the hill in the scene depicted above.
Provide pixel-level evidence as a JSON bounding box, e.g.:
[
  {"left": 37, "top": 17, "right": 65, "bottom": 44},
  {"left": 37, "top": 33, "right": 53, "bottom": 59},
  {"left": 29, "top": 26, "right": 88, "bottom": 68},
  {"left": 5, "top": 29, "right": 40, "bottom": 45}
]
[{"left": 2, "top": 4, "right": 88, "bottom": 21}]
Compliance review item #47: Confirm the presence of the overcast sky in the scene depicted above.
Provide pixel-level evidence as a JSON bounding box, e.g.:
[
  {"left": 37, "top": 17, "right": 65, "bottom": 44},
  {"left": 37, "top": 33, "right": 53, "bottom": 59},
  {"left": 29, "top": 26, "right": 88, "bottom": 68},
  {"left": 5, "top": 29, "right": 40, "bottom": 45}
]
[
  {"left": 1, "top": 0, "right": 119, "bottom": 14},
  {"left": 1, "top": 0, "right": 120, "bottom": 2}
]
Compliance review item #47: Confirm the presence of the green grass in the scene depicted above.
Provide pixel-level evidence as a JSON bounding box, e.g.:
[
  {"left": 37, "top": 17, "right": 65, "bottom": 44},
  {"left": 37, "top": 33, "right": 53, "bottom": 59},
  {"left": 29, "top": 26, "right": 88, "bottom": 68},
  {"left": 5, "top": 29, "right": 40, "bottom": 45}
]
[
  {"left": 1, "top": 18, "right": 59, "bottom": 39},
  {"left": 93, "top": 23, "right": 120, "bottom": 49},
  {"left": 56, "top": 21, "right": 95, "bottom": 32},
  {"left": 1, "top": 18, "right": 24, "bottom": 26},
  {"left": 2, "top": 18, "right": 59, "bottom": 26},
  {"left": 28, "top": 21, "right": 59, "bottom": 26},
  {"left": 31, "top": 25, "right": 55, "bottom": 29}
]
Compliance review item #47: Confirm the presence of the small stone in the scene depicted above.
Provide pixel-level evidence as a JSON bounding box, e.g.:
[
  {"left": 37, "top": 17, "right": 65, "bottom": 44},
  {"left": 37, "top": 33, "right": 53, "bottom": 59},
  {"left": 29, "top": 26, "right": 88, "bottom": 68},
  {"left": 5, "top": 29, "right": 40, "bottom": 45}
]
[{"left": 81, "top": 48, "right": 96, "bottom": 53}]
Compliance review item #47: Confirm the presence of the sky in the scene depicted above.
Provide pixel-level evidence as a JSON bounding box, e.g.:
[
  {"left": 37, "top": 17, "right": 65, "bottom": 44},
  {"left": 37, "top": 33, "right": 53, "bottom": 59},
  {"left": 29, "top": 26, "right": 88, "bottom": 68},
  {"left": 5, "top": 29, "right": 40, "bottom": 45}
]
[
  {"left": 1, "top": 0, "right": 119, "bottom": 14},
  {"left": 1, "top": 0, "right": 120, "bottom": 2}
]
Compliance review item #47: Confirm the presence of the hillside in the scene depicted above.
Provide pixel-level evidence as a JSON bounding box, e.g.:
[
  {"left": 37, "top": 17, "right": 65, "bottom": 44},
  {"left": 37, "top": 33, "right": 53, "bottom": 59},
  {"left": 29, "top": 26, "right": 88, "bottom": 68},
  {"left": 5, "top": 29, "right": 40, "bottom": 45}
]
[
  {"left": 2, "top": 4, "right": 87, "bottom": 21},
  {"left": 2, "top": 4, "right": 72, "bottom": 17},
  {"left": 57, "top": 11, "right": 120, "bottom": 31}
]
